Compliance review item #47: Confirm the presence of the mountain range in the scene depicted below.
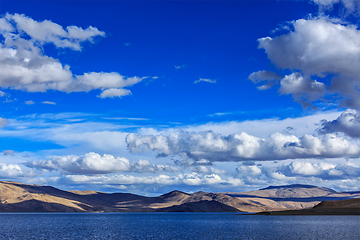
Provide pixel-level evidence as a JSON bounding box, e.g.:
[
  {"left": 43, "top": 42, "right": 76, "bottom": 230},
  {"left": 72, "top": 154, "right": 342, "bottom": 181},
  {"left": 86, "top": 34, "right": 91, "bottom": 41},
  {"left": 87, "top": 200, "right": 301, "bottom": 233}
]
[{"left": 0, "top": 181, "right": 359, "bottom": 214}]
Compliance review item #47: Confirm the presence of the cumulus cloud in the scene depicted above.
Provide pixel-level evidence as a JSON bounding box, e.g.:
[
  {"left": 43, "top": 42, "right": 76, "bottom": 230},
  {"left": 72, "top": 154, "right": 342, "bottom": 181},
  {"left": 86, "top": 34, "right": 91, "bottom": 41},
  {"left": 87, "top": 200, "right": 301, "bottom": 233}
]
[
  {"left": 126, "top": 130, "right": 360, "bottom": 162},
  {"left": 0, "top": 13, "right": 144, "bottom": 98},
  {"left": 235, "top": 159, "right": 360, "bottom": 185},
  {"left": 0, "top": 163, "right": 27, "bottom": 178},
  {"left": 278, "top": 160, "right": 360, "bottom": 180},
  {"left": 318, "top": 109, "right": 360, "bottom": 138},
  {"left": 26, "top": 152, "right": 179, "bottom": 174},
  {"left": 252, "top": 17, "right": 360, "bottom": 108},
  {"left": 279, "top": 72, "right": 326, "bottom": 107},
  {"left": 194, "top": 78, "right": 216, "bottom": 84}
]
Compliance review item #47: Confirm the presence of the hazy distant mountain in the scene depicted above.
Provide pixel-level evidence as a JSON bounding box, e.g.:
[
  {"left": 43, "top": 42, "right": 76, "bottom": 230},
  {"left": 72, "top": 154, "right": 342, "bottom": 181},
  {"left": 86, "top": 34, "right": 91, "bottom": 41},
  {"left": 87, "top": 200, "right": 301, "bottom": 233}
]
[
  {"left": 0, "top": 181, "right": 359, "bottom": 213},
  {"left": 226, "top": 184, "right": 337, "bottom": 199},
  {"left": 257, "top": 198, "right": 360, "bottom": 215}
]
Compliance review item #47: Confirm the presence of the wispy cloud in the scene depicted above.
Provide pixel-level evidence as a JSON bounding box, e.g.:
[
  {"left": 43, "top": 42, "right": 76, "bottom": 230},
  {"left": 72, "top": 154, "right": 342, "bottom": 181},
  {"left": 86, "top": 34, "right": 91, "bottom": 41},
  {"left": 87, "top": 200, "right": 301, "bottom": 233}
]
[
  {"left": 103, "top": 117, "right": 149, "bottom": 121},
  {"left": 175, "top": 65, "right": 186, "bottom": 70},
  {"left": 25, "top": 100, "right": 35, "bottom": 105},
  {"left": 42, "top": 101, "right": 56, "bottom": 105},
  {"left": 208, "top": 112, "right": 233, "bottom": 117},
  {"left": 194, "top": 78, "right": 216, "bottom": 84}
]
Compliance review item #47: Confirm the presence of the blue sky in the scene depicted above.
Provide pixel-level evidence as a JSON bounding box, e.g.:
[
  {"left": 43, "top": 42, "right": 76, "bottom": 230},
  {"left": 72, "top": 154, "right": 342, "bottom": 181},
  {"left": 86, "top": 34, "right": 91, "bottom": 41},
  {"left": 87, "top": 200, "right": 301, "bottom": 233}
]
[{"left": 0, "top": 0, "right": 359, "bottom": 196}]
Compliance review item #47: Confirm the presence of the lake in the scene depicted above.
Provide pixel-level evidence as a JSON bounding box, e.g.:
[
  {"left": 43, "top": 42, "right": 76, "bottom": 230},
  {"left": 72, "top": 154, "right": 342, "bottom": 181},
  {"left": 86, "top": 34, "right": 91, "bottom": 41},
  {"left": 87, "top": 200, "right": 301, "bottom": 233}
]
[{"left": 0, "top": 213, "right": 358, "bottom": 239}]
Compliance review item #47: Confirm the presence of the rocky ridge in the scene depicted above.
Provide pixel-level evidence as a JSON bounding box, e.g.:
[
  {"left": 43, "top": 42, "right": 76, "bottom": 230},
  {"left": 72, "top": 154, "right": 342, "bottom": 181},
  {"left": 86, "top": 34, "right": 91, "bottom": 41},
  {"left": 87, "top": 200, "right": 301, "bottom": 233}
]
[{"left": 0, "top": 181, "right": 359, "bottom": 213}]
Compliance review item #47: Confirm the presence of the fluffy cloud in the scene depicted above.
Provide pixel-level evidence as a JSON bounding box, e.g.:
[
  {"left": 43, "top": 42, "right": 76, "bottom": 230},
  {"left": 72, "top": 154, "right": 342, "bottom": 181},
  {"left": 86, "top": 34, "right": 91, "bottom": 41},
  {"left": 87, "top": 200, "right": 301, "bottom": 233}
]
[
  {"left": 0, "top": 13, "right": 144, "bottom": 98},
  {"left": 6, "top": 13, "right": 105, "bottom": 50},
  {"left": 26, "top": 152, "right": 178, "bottom": 174},
  {"left": 252, "top": 17, "right": 360, "bottom": 108},
  {"left": 235, "top": 159, "right": 360, "bottom": 185},
  {"left": 318, "top": 109, "right": 360, "bottom": 138},
  {"left": 278, "top": 160, "right": 360, "bottom": 180},
  {"left": 279, "top": 73, "right": 326, "bottom": 107},
  {"left": 0, "top": 163, "right": 31, "bottom": 178},
  {"left": 126, "top": 130, "right": 360, "bottom": 162},
  {"left": 98, "top": 88, "right": 132, "bottom": 98}
]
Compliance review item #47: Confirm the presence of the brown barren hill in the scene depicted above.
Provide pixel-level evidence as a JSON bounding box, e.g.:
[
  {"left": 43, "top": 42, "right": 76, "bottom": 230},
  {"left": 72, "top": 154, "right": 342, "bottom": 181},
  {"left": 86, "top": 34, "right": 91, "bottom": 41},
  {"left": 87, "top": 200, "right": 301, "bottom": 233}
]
[
  {"left": 1, "top": 181, "right": 359, "bottom": 213},
  {"left": 257, "top": 198, "right": 360, "bottom": 215}
]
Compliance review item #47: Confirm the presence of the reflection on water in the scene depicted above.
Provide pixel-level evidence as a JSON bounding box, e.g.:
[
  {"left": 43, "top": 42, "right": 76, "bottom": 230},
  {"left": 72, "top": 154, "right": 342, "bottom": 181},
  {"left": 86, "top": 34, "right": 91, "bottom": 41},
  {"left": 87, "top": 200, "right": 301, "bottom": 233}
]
[{"left": 0, "top": 213, "right": 358, "bottom": 239}]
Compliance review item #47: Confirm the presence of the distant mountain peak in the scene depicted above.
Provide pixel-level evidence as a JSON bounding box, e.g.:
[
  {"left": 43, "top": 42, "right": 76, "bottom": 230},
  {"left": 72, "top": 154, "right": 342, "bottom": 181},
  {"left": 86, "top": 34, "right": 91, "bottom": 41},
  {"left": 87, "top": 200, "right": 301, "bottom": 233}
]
[{"left": 159, "top": 190, "right": 190, "bottom": 198}]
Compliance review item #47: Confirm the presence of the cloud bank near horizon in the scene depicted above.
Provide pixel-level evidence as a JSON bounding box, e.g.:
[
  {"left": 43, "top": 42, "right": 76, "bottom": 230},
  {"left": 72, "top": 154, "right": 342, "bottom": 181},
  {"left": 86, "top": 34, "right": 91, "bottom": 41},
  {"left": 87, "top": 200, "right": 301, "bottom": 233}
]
[{"left": 126, "top": 130, "right": 360, "bottom": 162}]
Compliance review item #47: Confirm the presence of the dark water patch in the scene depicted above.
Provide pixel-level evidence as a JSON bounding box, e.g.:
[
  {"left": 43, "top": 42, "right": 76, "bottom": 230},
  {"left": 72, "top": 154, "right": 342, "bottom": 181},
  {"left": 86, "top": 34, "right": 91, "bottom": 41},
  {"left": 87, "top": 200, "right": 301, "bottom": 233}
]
[{"left": 0, "top": 213, "right": 358, "bottom": 239}]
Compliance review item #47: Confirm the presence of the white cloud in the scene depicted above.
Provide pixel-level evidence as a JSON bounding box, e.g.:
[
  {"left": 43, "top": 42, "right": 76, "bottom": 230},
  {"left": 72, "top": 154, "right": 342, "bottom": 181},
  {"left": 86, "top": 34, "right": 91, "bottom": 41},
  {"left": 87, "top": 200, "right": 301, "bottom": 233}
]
[
  {"left": 42, "top": 101, "right": 56, "bottom": 105},
  {"left": 126, "top": 130, "right": 360, "bottom": 162},
  {"left": 0, "top": 117, "right": 7, "bottom": 127},
  {"left": 194, "top": 78, "right": 216, "bottom": 84},
  {"left": 318, "top": 109, "right": 360, "bottom": 138},
  {"left": 2, "top": 150, "right": 15, "bottom": 156},
  {"left": 26, "top": 152, "right": 179, "bottom": 174},
  {"left": 248, "top": 70, "right": 281, "bottom": 90},
  {"left": 312, "top": 0, "right": 360, "bottom": 15},
  {"left": 312, "top": 0, "right": 341, "bottom": 7},
  {"left": 0, "top": 111, "right": 346, "bottom": 159},
  {"left": 208, "top": 112, "right": 233, "bottom": 117},
  {"left": 190, "top": 166, "right": 226, "bottom": 175},
  {"left": 0, "top": 13, "right": 144, "bottom": 98},
  {"left": 280, "top": 73, "right": 325, "bottom": 94},
  {"left": 278, "top": 160, "right": 360, "bottom": 180},
  {"left": 234, "top": 158, "right": 360, "bottom": 186},
  {"left": 254, "top": 17, "right": 360, "bottom": 108},
  {"left": 7, "top": 13, "right": 105, "bottom": 51},
  {"left": 0, "top": 91, "right": 6, "bottom": 97},
  {"left": 0, "top": 163, "right": 31, "bottom": 178},
  {"left": 279, "top": 73, "right": 326, "bottom": 106},
  {"left": 25, "top": 100, "right": 35, "bottom": 105},
  {"left": 175, "top": 65, "right": 186, "bottom": 70},
  {"left": 184, "top": 111, "right": 341, "bottom": 138},
  {"left": 61, "top": 172, "right": 242, "bottom": 187},
  {"left": 236, "top": 165, "right": 262, "bottom": 177},
  {"left": 98, "top": 88, "right": 132, "bottom": 98}
]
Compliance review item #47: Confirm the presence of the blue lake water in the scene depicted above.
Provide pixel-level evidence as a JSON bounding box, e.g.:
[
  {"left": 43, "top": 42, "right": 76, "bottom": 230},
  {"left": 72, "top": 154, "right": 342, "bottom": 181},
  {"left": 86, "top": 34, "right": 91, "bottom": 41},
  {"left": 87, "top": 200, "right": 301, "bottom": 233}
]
[{"left": 0, "top": 213, "right": 358, "bottom": 239}]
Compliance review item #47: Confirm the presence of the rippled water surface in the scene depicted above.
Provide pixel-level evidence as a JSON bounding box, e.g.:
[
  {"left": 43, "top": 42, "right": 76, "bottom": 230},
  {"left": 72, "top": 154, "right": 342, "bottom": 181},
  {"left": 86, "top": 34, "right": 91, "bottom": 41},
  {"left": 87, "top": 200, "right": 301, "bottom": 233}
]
[{"left": 0, "top": 213, "right": 358, "bottom": 239}]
